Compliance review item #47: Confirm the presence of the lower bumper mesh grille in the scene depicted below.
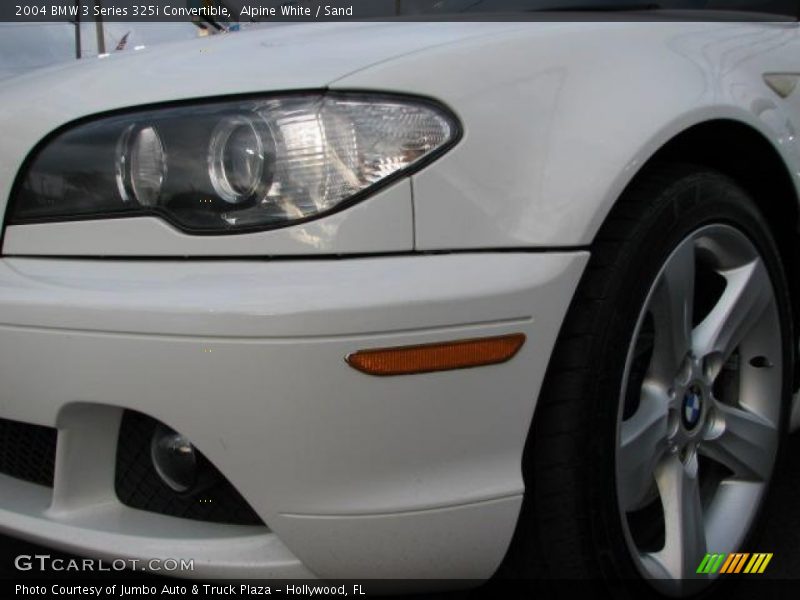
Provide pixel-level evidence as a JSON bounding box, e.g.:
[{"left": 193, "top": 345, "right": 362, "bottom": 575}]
[{"left": 0, "top": 417, "right": 57, "bottom": 487}]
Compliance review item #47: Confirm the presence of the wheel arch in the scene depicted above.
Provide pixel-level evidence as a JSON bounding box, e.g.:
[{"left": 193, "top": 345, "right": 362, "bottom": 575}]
[{"left": 601, "top": 118, "right": 800, "bottom": 396}]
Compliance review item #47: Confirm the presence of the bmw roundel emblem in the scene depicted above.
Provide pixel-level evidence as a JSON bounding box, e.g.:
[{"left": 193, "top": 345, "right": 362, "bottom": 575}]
[{"left": 682, "top": 386, "right": 703, "bottom": 429}]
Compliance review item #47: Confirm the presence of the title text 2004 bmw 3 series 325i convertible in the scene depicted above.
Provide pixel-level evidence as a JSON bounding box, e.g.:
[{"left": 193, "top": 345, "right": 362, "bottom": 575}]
[{"left": 0, "top": 4, "right": 799, "bottom": 598}]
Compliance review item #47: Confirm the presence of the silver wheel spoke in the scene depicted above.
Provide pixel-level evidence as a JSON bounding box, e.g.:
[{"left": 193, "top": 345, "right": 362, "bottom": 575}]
[
  {"left": 692, "top": 259, "right": 772, "bottom": 375},
  {"left": 652, "top": 452, "right": 707, "bottom": 581},
  {"left": 618, "top": 382, "right": 669, "bottom": 510},
  {"left": 649, "top": 240, "right": 695, "bottom": 384},
  {"left": 701, "top": 403, "right": 777, "bottom": 481}
]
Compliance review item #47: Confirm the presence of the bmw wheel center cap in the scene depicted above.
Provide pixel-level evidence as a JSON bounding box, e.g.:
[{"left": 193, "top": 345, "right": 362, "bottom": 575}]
[{"left": 682, "top": 385, "right": 704, "bottom": 430}]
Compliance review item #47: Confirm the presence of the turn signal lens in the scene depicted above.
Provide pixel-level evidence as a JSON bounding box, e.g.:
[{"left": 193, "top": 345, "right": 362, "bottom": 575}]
[{"left": 346, "top": 333, "right": 526, "bottom": 376}]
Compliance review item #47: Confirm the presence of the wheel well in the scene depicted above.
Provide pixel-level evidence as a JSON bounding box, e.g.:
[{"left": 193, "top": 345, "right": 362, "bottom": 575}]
[{"left": 637, "top": 119, "right": 800, "bottom": 389}]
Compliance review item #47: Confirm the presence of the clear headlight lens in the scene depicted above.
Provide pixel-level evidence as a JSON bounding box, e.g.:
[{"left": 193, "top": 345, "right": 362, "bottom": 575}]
[
  {"left": 116, "top": 124, "right": 167, "bottom": 207},
  {"left": 11, "top": 93, "right": 458, "bottom": 233}
]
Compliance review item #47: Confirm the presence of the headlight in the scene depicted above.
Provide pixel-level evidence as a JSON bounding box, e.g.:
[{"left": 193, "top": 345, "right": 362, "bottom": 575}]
[{"left": 10, "top": 93, "right": 459, "bottom": 234}]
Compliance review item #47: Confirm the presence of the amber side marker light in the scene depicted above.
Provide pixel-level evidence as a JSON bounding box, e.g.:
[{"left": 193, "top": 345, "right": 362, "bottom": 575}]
[{"left": 346, "top": 333, "right": 526, "bottom": 376}]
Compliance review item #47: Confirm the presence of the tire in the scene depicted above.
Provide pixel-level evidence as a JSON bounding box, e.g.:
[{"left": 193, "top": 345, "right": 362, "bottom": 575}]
[{"left": 502, "top": 164, "right": 793, "bottom": 598}]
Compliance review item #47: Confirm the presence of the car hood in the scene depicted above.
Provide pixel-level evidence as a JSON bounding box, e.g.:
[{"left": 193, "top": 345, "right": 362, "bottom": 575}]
[{"left": 0, "top": 22, "right": 521, "bottom": 135}]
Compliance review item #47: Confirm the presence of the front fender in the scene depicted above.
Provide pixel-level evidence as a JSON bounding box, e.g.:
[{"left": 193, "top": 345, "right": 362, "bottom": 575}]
[{"left": 335, "top": 21, "right": 800, "bottom": 250}]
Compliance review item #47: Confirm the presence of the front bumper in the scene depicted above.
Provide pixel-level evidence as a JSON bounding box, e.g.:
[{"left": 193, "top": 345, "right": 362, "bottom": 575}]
[{"left": 0, "top": 251, "right": 587, "bottom": 580}]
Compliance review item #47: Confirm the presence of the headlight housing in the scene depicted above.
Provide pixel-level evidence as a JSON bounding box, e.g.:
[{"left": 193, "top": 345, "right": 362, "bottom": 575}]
[{"left": 10, "top": 93, "right": 459, "bottom": 234}]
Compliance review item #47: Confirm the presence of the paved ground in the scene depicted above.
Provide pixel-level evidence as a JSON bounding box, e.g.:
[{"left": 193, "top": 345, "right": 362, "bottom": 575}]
[{"left": 0, "top": 433, "right": 797, "bottom": 593}]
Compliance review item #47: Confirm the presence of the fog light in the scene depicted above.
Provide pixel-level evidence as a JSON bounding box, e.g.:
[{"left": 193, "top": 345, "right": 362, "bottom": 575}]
[{"left": 150, "top": 424, "right": 197, "bottom": 493}]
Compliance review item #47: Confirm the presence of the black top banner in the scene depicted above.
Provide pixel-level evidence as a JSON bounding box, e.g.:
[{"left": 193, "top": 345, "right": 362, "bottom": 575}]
[{"left": 3, "top": 0, "right": 799, "bottom": 23}]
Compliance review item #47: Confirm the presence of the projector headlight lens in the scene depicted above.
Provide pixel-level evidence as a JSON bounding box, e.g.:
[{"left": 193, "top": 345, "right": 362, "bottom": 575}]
[
  {"left": 11, "top": 93, "right": 459, "bottom": 233},
  {"left": 208, "top": 114, "right": 274, "bottom": 206}
]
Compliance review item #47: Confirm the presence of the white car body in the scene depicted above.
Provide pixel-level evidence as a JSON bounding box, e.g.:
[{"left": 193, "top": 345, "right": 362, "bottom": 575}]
[{"left": 0, "top": 19, "right": 798, "bottom": 584}]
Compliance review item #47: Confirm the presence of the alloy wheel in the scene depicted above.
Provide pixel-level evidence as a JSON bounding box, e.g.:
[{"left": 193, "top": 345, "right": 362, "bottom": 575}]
[{"left": 615, "top": 224, "right": 783, "bottom": 595}]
